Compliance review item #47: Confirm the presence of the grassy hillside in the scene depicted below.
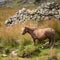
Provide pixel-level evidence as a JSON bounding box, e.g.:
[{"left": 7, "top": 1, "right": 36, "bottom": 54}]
[
  {"left": 0, "top": 8, "right": 60, "bottom": 60},
  {"left": 0, "top": 0, "right": 36, "bottom": 8},
  {"left": 0, "top": 0, "right": 60, "bottom": 8}
]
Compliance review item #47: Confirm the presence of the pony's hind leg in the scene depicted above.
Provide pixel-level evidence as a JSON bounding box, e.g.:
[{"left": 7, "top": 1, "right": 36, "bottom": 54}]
[
  {"left": 49, "top": 36, "right": 55, "bottom": 48},
  {"left": 51, "top": 37, "right": 55, "bottom": 48},
  {"left": 49, "top": 39, "right": 51, "bottom": 46}
]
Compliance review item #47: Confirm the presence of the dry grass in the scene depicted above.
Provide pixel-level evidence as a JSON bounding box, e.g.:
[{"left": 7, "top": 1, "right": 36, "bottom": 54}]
[
  {"left": 0, "top": 13, "right": 60, "bottom": 46},
  {"left": 0, "top": 8, "right": 20, "bottom": 26},
  {"left": 48, "top": 48, "right": 57, "bottom": 60}
]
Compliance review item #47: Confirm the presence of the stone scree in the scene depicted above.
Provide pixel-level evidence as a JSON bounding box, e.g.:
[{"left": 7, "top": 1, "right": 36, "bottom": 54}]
[{"left": 5, "top": 2, "right": 60, "bottom": 26}]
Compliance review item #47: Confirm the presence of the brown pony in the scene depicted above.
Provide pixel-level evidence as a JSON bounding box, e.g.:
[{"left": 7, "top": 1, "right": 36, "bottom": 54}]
[{"left": 22, "top": 27, "right": 55, "bottom": 47}]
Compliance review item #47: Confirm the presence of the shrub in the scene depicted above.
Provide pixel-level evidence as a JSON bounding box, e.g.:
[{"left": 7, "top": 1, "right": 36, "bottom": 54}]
[{"left": 18, "top": 44, "right": 40, "bottom": 58}]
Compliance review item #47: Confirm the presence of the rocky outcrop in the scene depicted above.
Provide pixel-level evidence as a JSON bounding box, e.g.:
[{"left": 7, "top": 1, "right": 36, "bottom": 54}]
[{"left": 5, "top": 2, "right": 60, "bottom": 26}]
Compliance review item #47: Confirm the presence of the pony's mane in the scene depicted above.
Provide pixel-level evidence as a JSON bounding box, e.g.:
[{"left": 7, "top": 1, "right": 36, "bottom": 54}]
[{"left": 25, "top": 27, "right": 37, "bottom": 31}]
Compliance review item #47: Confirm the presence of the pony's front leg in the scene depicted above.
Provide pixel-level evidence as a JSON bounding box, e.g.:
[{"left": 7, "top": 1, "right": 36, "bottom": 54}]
[
  {"left": 51, "top": 39, "right": 55, "bottom": 48},
  {"left": 49, "top": 37, "right": 55, "bottom": 48}
]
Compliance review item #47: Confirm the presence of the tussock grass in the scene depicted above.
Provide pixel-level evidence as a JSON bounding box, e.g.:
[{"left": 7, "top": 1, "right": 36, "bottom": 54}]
[{"left": 48, "top": 48, "right": 57, "bottom": 60}]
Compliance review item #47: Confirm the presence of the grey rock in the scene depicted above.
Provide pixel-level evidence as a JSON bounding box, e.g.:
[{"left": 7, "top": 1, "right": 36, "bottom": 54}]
[{"left": 5, "top": 2, "right": 60, "bottom": 26}]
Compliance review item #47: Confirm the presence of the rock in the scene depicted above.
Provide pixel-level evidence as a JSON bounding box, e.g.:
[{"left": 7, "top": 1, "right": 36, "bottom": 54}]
[
  {"left": 5, "top": 2, "right": 60, "bottom": 26},
  {"left": 11, "top": 49, "right": 18, "bottom": 56},
  {"left": 44, "top": 16, "right": 50, "bottom": 20},
  {"left": 54, "top": 15, "right": 60, "bottom": 19},
  {"left": 2, "top": 54, "right": 7, "bottom": 57}
]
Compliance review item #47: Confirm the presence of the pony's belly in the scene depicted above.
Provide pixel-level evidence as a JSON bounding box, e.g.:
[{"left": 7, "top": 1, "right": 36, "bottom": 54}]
[
  {"left": 35, "top": 33, "right": 46, "bottom": 40},
  {"left": 35, "top": 31, "right": 45, "bottom": 38},
  {"left": 37, "top": 35, "right": 46, "bottom": 40}
]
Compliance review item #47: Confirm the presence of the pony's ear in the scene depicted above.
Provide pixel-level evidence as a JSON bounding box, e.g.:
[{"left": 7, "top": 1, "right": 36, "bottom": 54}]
[
  {"left": 25, "top": 27, "right": 26, "bottom": 28},
  {"left": 25, "top": 26, "right": 27, "bottom": 28}
]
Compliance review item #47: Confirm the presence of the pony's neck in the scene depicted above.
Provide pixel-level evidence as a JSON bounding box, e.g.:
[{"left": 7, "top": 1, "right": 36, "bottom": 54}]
[
  {"left": 26, "top": 27, "right": 34, "bottom": 35},
  {"left": 26, "top": 27, "right": 35, "bottom": 38}
]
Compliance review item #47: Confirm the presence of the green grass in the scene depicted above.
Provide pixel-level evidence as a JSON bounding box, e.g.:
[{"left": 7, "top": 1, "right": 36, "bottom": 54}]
[{"left": 0, "top": 47, "right": 60, "bottom": 60}]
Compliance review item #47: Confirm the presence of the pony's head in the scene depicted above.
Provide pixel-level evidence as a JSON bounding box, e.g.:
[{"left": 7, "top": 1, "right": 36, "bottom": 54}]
[{"left": 22, "top": 27, "right": 28, "bottom": 35}]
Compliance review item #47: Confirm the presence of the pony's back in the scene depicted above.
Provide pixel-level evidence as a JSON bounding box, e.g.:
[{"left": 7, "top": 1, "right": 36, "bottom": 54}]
[{"left": 33, "top": 28, "right": 55, "bottom": 39}]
